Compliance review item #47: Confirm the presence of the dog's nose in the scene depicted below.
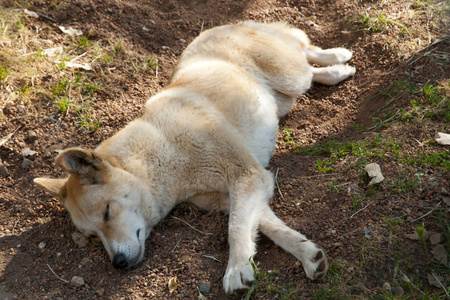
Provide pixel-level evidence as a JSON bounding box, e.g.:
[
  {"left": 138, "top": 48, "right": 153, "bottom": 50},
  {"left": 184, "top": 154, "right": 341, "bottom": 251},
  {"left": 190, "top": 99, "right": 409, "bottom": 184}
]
[{"left": 112, "top": 253, "right": 128, "bottom": 269}]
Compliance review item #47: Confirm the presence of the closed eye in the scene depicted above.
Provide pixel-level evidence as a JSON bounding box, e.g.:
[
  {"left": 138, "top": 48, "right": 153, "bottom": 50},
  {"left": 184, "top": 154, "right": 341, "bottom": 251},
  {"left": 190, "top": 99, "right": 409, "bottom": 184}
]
[{"left": 104, "top": 204, "right": 110, "bottom": 221}]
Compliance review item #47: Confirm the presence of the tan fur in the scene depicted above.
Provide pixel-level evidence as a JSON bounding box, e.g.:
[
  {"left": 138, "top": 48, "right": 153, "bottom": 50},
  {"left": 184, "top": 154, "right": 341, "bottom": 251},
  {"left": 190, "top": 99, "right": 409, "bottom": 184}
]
[{"left": 34, "top": 21, "right": 355, "bottom": 294}]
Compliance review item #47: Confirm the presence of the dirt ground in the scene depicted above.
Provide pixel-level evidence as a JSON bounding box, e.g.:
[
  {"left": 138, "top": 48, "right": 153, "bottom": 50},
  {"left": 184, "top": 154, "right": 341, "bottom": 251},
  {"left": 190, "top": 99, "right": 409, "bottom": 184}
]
[{"left": 0, "top": 0, "right": 449, "bottom": 299}]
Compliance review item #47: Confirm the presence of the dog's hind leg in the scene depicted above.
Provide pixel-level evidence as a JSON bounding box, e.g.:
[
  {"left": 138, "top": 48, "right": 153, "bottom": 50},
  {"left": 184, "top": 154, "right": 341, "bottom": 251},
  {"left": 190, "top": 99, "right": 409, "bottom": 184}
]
[
  {"left": 305, "top": 45, "right": 353, "bottom": 66},
  {"left": 223, "top": 168, "right": 274, "bottom": 294},
  {"left": 258, "top": 206, "right": 328, "bottom": 280},
  {"left": 311, "top": 65, "right": 356, "bottom": 86}
]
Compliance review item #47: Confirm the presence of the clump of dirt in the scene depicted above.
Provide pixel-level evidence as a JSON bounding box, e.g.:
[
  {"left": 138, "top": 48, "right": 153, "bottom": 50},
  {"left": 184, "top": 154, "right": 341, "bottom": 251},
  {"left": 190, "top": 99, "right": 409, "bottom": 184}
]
[{"left": 0, "top": 0, "right": 448, "bottom": 299}]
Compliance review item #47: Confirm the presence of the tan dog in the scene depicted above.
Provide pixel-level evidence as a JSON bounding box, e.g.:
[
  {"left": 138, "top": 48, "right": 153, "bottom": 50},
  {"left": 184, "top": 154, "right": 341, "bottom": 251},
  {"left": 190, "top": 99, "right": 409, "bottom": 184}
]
[{"left": 34, "top": 21, "right": 355, "bottom": 294}]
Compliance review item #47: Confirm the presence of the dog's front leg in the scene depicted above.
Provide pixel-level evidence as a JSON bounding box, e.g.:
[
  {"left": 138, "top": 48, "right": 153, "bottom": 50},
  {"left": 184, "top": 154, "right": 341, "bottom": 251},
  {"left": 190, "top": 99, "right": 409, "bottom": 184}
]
[
  {"left": 259, "top": 206, "right": 328, "bottom": 280},
  {"left": 223, "top": 169, "right": 273, "bottom": 294}
]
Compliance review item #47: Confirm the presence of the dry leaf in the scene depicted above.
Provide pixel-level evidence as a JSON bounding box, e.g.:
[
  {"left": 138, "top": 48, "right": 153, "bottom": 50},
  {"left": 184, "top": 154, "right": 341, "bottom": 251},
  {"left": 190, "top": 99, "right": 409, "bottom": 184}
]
[
  {"left": 168, "top": 276, "right": 178, "bottom": 295},
  {"left": 24, "top": 9, "right": 39, "bottom": 18},
  {"left": 427, "top": 273, "right": 444, "bottom": 288},
  {"left": 58, "top": 26, "right": 82, "bottom": 36},
  {"left": 431, "top": 244, "right": 448, "bottom": 266},
  {"left": 364, "top": 163, "right": 385, "bottom": 185},
  {"left": 436, "top": 132, "right": 450, "bottom": 145},
  {"left": 42, "top": 46, "right": 64, "bottom": 57},
  {"left": 0, "top": 133, "right": 14, "bottom": 147},
  {"left": 65, "top": 61, "right": 92, "bottom": 71}
]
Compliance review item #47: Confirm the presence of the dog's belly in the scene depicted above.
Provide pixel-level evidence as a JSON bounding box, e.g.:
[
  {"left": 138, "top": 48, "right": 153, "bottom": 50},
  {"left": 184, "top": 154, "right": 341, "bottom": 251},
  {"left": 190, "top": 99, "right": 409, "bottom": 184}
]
[{"left": 237, "top": 86, "right": 279, "bottom": 167}]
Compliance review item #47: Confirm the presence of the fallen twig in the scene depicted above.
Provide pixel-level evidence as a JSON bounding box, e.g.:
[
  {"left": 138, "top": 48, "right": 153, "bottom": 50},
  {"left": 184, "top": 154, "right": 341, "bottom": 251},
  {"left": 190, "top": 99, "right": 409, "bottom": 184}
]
[
  {"left": 0, "top": 127, "right": 21, "bottom": 147},
  {"left": 47, "top": 264, "right": 69, "bottom": 283},
  {"left": 275, "top": 167, "right": 285, "bottom": 201},
  {"left": 172, "top": 216, "right": 213, "bottom": 235},
  {"left": 172, "top": 236, "right": 183, "bottom": 252},
  {"left": 202, "top": 255, "right": 220, "bottom": 262},
  {"left": 409, "top": 202, "right": 441, "bottom": 223},
  {"left": 350, "top": 201, "right": 373, "bottom": 218}
]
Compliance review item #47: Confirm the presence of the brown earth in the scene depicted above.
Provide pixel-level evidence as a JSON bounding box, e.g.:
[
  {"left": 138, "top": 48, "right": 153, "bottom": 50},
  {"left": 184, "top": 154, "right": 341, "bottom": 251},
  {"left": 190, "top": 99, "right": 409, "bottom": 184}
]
[{"left": 0, "top": 0, "right": 449, "bottom": 299}]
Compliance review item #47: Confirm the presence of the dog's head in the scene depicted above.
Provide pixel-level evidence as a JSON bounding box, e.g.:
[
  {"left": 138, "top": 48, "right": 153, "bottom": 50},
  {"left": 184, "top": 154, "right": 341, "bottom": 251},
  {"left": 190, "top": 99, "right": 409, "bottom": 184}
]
[{"left": 34, "top": 148, "right": 153, "bottom": 269}]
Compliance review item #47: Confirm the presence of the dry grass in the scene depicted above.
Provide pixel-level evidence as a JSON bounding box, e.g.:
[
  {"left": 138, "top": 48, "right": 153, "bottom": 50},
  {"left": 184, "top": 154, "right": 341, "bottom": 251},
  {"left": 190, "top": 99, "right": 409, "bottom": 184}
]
[{"left": 0, "top": 6, "right": 158, "bottom": 129}]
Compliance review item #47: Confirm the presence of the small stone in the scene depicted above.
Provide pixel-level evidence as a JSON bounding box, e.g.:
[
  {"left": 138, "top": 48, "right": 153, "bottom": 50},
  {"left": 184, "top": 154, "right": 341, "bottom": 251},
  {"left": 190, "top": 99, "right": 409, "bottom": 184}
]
[
  {"left": 391, "top": 286, "right": 404, "bottom": 296},
  {"left": 0, "top": 162, "right": 8, "bottom": 177},
  {"left": 26, "top": 131, "right": 38, "bottom": 142},
  {"left": 22, "top": 148, "right": 37, "bottom": 156},
  {"left": 382, "top": 282, "right": 391, "bottom": 292},
  {"left": 429, "top": 233, "right": 444, "bottom": 245},
  {"left": 179, "top": 38, "right": 186, "bottom": 43},
  {"left": 38, "top": 242, "right": 46, "bottom": 249},
  {"left": 72, "top": 232, "right": 89, "bottom": 248},
  {"left": 198, "top": 283, "right": 211, "bottom": 294},
  {"left": 96, "top": 288, "right": 105, "bottom": 296},
  {"left": 5, "top": 101, "right": 14, "bottom": 109},
  {"left": 21, "top": 158, "right": 33, "bottom": 169},
  {"left": 18, "top": 105, "right": 25, "bottom": 113},
  {"left": 70, "top": 276, "right": 85, "bottom": 287}
]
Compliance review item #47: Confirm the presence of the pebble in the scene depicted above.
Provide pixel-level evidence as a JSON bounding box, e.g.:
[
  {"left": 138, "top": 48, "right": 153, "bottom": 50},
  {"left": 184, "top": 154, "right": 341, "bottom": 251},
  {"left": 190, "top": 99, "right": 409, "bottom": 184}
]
[
  {"left": 0, "top": 162, "right": 8, "bottom": 177},
  {"left": 38, "top": 242, "right": 46, "bottom": 249},
  {"left": 429, "top": 233, "right": 443, "bottom": 245},
  {"left": 72, "top": 232, "right": 89, "bottom": 248},
  {"left": 5, "top": 101, "right": 14, "bottom": 109},
  {"left": 391, "top": 285, "right": 404, "bottom": 296},
  {"left": 70, "top": 276, "right": 85, "bottom": 287},
  {"left": 198, "top": 283, "right": 211, "bottom": 294},
  {"left": 21, "top": 158, "right": 33, "bottom": 169},
  {"left": 179, "top": 38, "right": 186, "bottom": 43},
  {"left": 382, "top": 282, "right": 391, "bottom": 292},
  {"left": 26, "top": 130, "right": 38, "bottom": 142}
]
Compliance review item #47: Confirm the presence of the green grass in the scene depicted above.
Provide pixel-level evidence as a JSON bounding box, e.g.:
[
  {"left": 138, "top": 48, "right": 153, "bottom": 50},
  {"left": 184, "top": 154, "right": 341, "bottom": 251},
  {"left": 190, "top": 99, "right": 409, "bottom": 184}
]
[
  {"left": 349, "top": 11, "right": 409, "bottom": 32},
  {"left": 0, "top": 65, "right": 9, "bottom": 81},
  {"left": 54, "top": 96, "right": 72, "bottom": 112},
  {"left": 76, "top": 113, "right": 102, "bottom": 131},
  {"left": 51, "top": 77, "right": 71, "bottom": 96},
  {"left": 77, "top": 35, "right": 94, "bottom": 48}
]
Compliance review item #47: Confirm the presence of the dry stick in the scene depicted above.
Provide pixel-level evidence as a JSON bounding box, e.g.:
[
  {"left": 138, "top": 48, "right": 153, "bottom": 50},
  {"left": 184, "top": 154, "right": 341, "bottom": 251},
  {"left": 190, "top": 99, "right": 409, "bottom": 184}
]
[
  {"left": 409, "top": 202, "right": 441, "bottom": 223},
  {"left": 36, "top": 12, "right": 57, "bottom": 23},
  {"left": 298, "top": 173, "right": 336, "bottom": 178},
  {"left": 432, "top": 272, "right": 450, "bottom": 298},
  {"left": 399, "top": 270, "right": 425, "bottom": 296},
  {"left": 0, "top": 127, "right": 21, "bottom": 147},
  {"left": 275, "top": 167, "right": 285, "bottom": 201},
  {"left": 172, "top": 236, "right": 183, "bottom": 252},
  {"left": 202, "top": 255, "right": 220, "bottom": 262},
  {"left": 47, "top": 264, "right": 69, "bottom": 283},
  {"left": 350, "top": 201, "right": 373, "bottom": 219},
  {"left": 171, "top": 216, "right": 213, "bottom": 235}
]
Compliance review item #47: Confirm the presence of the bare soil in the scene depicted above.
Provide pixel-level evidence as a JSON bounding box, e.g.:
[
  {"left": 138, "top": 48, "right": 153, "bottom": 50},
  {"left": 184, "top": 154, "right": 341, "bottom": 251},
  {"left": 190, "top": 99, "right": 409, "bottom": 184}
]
[{"left": 0, "top": 0, "right": 449, "bottom": 299}]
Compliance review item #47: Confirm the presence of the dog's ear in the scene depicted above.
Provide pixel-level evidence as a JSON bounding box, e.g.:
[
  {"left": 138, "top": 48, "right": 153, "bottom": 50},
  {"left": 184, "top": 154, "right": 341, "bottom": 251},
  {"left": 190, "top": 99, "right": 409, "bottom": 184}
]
[
  {"left": 55, "top": 148, "right": 108, "bottom": 185},
  {"left": 34, "top": 178, "right": 68, "bottom": 201}
]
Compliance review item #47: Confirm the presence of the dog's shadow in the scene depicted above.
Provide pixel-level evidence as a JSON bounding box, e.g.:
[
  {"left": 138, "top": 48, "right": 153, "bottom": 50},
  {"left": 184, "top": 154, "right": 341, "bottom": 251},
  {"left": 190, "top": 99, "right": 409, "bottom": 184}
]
[{"left": 0, "top": 206, "right": 244, "bottom": 298}]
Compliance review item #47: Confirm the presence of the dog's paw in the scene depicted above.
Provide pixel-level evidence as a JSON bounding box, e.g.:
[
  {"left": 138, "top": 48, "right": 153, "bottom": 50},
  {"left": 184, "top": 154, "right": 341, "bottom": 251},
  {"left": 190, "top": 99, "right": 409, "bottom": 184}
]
[
  {"left": 299, "top": 241, "right": 328, "bottom": 280},
  {"left": 329, "top": 48, "right": 353, "bottom": 64},
  {"left": 223, "top": 261, "right": 255, "bottom": 294}
]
